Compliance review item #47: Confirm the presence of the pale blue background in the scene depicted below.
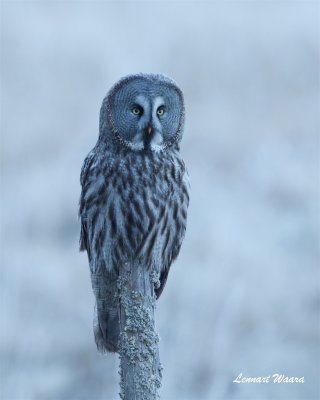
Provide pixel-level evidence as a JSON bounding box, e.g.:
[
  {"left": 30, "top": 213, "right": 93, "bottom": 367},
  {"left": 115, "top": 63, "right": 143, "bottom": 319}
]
[{"left": 1, "top": 1, "right": 319, "bottom": 399}]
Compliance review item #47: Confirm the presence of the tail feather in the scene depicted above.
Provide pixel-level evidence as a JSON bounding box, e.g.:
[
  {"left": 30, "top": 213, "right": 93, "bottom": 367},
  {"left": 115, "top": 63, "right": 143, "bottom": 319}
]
[
  {"left": 90, "top": 268, "right": 120, "bottom": 353},
  {"left": 93, "top": 303, "right": 120, "bottom": 353}
]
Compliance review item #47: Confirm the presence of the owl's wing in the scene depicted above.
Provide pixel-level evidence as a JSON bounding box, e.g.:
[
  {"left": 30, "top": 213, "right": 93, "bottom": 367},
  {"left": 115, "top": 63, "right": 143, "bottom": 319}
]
[
  {"left": 79, "top": 148, "right": 121, "bottom": 353},
  {"left": 155, "top": 166, "right": 190, "bottom": 299},
  {"left": 79, "top": 148, "right": 97, "bottom": 256},
  {"left": 156, "top": 268, "right": 170, "bottom": 299},
  {"left": 80, "top": 147, "right": 98, "bottom": 187}
]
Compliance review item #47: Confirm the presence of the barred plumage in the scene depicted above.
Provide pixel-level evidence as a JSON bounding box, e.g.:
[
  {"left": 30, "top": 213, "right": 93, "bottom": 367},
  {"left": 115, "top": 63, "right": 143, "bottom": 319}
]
[{"left": 79, "top": 73, "right": 190, "bottom": 353}]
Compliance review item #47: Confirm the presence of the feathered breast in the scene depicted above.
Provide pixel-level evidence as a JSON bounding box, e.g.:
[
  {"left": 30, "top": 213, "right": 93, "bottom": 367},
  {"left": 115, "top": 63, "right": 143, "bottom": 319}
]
[{"left": 79, "top": 149, "right": 189, "bottom": 275}]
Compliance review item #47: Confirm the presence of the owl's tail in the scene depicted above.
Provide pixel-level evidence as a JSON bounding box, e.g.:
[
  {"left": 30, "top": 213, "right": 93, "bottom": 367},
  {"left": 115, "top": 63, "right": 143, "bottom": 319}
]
[
  {"left": 93, "top": 303, "right": 120, "bottom": 353},
  {"left": 91, "top": 269, "right": 120, "bottom": 353}
]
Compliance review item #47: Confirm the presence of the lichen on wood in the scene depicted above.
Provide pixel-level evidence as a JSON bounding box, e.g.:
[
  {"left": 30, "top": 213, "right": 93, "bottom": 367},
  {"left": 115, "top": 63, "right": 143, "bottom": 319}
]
[{"left": 118, "top": 261, "right": 162, "bottom": 400}]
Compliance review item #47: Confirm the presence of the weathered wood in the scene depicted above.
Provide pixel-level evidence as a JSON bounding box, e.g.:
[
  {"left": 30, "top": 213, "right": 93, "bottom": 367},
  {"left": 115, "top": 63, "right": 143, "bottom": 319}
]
[{"left": 118, "top": 262, "right": 162, "bottom": 399}]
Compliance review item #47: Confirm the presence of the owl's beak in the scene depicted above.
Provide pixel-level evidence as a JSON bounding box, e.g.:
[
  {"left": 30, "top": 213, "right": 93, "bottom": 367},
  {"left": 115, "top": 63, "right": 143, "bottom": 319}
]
[{"left": 147, "top": 126, "right": 152, "bottom": 135}]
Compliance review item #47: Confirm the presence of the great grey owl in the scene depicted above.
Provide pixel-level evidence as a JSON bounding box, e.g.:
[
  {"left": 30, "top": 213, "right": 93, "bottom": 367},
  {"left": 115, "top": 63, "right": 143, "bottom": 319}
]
[{"left": 79, "top": 73, "right": 190, "bottom": 353}]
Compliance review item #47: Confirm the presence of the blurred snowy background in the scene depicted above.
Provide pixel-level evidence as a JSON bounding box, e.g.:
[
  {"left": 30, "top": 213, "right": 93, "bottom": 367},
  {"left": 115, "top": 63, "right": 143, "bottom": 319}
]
[{"left": 1, "top": 1, "right": 319, "bottom": 400}]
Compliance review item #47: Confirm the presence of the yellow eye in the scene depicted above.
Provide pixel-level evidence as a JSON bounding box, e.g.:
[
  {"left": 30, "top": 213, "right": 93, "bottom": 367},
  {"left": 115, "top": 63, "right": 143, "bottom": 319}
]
[
  {"left": 132, "top": 106, "right": 142, "bottom": 115},
  {"left": 157, "top": 106, "right": 165, "bottom": 116}
]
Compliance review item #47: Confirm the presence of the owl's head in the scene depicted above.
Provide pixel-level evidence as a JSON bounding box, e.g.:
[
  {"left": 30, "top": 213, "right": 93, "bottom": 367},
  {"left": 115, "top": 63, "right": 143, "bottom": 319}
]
[{"left": 99, "top": 73, "right": 185, "bottom": 152}]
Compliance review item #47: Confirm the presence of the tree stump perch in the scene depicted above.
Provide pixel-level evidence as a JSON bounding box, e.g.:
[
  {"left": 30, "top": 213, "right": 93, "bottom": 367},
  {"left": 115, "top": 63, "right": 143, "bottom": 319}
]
[{"left": 118, "top": 261, "right": 162, "bottom": 399}]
